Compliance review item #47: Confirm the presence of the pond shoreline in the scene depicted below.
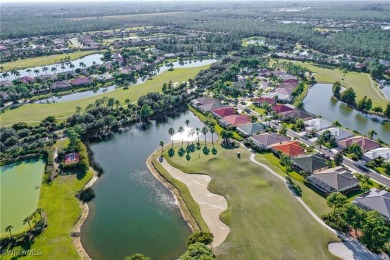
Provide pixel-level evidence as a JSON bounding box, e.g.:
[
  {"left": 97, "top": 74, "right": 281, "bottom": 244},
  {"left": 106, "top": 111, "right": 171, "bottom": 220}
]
[
  {"left": 146, "top": 151, "right": 200, "bottom": 233},
  {"left": 72, "top": 168, "right": 100, "bottom": 260}
]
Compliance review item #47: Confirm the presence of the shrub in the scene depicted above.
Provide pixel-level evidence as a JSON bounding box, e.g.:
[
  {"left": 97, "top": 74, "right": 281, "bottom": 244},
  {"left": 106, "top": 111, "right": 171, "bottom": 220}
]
[
  {"left": 187, "top": 231, "right": 214, "bottom": 246},
  {"left": 78, "top": 187, "right": 95, "bottom": 202}
]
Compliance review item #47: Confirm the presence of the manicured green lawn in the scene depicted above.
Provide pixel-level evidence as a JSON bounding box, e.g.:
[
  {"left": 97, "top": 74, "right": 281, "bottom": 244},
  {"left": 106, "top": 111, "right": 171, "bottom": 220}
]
[
  {"left": 1, "top": 65, "right": 210, "bottom": 126},
  {"left": 1, "top": 50, "right": 101, "bottom": 71},
  {"left": 165, "top": 143, "right": 338, "bottom": 259},
  {"left": 255, "top": 152, "right": 332, "bottom": 217},
  {"left": 248, "top": 104, "right": 266, "bottom": 115},
  {"left": 274, "top": 59, "right": 388, "bottom": 108}
]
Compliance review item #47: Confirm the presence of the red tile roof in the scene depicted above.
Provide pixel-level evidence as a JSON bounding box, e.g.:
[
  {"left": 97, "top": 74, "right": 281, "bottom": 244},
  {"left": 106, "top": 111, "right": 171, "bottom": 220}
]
[
  {"left": 271, "top": 141, "right": 305, "bottom": 157},
  {"left": 212, "top": 107, "right": 236, "bottom": 118},
  {"left": 222, "top": 114, "right": 251, "bottom": 126},
  {"left": 337, "top": 136, "right": 380, "bottom": 152},
  {"left": 252, "top": 97, "right": 276, "bottom": 105},
  {"left": 273, "top": 104, "right": 294, "bottom": 114}
]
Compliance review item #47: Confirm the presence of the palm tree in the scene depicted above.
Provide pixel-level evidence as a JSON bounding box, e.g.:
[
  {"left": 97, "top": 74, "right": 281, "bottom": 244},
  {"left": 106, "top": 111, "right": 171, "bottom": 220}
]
[
  {"left": 332, "top": 120, "right": 341, "bottom": 127},
  {"left": 367, "top": 129, "right": 377, "bottom": 140},
  {"left": 160, "top": 141, "right": 164, "bottom": 156},
  {"left": 69, "top": 63, "right": 75, "bottom": 71},
  {"left": 76, "top": 106, "right": 82, "bottom": 114},
  {"left": 190, "top": 129, "right": 196, "bottom": 145},
  {"left": 23, "top": 216, "right": 32, "bottom": 231},
  {"left": 26, "top": 68, "right": 32, "bottom": 75},
  {"left": 281, "top": 155, "right": 292, "bottom": 175},
  {"left": 168, "top": 128, "right": 175, "bottom": 147},
  {"left": 42, "top": 66, "right": 49, "bottom": 75},
  {"left": 61, "top": 64, "right": 66, "bottom": 72},
  {"left": 210, "top": 126, "right": 215, "bottom": 145},
  {"left": 185, "top": 119, "right": 190, "bottom": 127},
  {"left": 51, "top": 67, "right": 57, "bottom": 74},
  {"left": 201, "top": 126, "right": 209, "bottom": 145},
  {"left": 34, "top": 69, "right": 40, "bottom": 77},
  {"left": 2, "top": 72, "right": 9, "bottom": 80},
  {"left": 5, "top": 225, "right": 13, "bottom": 238},
  {"left": 35, "top": 207, "right": 44, "bottom": 219},
  {"left": 195, "top": 127, "right": 200, "bottom": 144},
  {"left": 178, "top": 126, "right": 184, "bottom": 146},
  {"left": 79, "top": 62, "right": 86, "bottom": 68}
]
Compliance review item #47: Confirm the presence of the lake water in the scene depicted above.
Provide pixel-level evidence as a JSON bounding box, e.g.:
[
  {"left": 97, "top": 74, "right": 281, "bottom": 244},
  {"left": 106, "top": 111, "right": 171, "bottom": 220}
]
[
  {"left": 303, "top": 84, "right": 390, "bottom": 144},
  {"left": 34, "top": 59, "right": 216, "bottom": 104},
  {"left": 7, "top": 54, "right": 104, "bottom": 81},
  {"left": 81, "top": 111, "right": 216, "bottom": 260},
  {"left": 0, "top": 159, "right": 45, "bottom": 235}
]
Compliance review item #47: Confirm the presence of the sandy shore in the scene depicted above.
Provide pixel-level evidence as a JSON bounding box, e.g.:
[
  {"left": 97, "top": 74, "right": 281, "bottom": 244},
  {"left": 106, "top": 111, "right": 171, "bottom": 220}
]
[
  {"left": 148, "top": 151, "right": 230, "bottom": 248},
  {"left": 72, "top": 167, "right": 100, "bottom": 260}
]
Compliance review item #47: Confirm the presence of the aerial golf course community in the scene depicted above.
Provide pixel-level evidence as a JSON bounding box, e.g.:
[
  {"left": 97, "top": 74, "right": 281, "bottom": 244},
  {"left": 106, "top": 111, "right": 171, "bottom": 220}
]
[{"left": 1, "top": 1, "right": 390, "bottom": 260}]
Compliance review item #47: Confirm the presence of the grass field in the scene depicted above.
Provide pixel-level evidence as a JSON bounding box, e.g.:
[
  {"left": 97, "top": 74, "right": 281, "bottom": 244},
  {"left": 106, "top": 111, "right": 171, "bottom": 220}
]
[
  {"left": 1, "top": 65, "right": 210, "bottom": 126},
  {"left": 248, "top": 104, "right": 266, "bottom": 115},
  {"left": 274, "top": 59, "right": 388, "bottom": 108},
  {"left": 2, "top": 139, "right": 93, "bottom": 260},
  {"left": 165, "top": 143, "right": 338, "bottom": 259},
  {"left": 1, "top": 50, "right": 101, "bottom": 71}
]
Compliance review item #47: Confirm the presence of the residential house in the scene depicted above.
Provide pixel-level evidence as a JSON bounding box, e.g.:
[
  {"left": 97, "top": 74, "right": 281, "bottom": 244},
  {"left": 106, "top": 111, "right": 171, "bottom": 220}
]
[
  {"left": 236, "top": 123, "right": 266, "bottom": 137},
  {"left": 212, "top": 107, "right": 236, "bottom": 119},
  {"left": 220, "top": 114, "right": 251, "bottom": 126},
  {"left": 271, "top": 141, "right": 305, "bottom": 157},
  {"left": 51, "top": 81, "right": 72, "bottom": 91},
  {"left": 338, "top": 136, "right": 380, "bottom": 152},
  {"left": 191, "top": 97, "right": 218, "bottom": 107},
  {"left": 363, "top": 147, "right": 390, "bottom": 162},
  {"left": 249, "top": 133, "right": 290, "bottom": 150},
  {"left": 70, "top": 77, "right": 92, "bottom": 87},
  {"left": 279, "top": 109, "right": 314, "bottom": 121},
  {"left": 198, "top": 102, "right": 227, "bottom": 113},
  {"left": 305, "top": 118, "right": 332, "bottom": 132},
  {"left": 353, "top": 188, "right": 390, "bottom": 221},
  {"left": 17, "top": 76, "right": 34, "bottom": 84},
  {"left": 291, "top": 154, "right": 329, "bottom": 174},
  {"left": 306, "top": 166, "right": 360, "bottom": 195},
  {"left": 272, "top": 104, "right": 294, "bottom": 115},
  {"left": 252, "top": 97, "right": 276, "bottom": 106},
  {"left": 0, "top": 80, "right": 12, "bottom": 87},
  {"left": 317, "top": 127, "right": 354, "bottom": 141}
]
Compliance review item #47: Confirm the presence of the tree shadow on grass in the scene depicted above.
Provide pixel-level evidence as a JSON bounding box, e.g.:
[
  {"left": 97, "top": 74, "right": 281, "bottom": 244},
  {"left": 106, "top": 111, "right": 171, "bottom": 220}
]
[
  {"left": 178, "top": 147, "right": 185, "bottom": 157},
  {"left": 168, "top": 148, "right": 175, "bottom": 157},
  {"left": 203, "top": 147, "right": 210, "bottom": 155}
]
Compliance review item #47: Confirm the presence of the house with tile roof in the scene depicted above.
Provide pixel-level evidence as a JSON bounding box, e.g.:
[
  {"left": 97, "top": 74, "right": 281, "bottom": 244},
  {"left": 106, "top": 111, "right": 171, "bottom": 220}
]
[
  {"left": 305, "top": 118, "right": 332, "bottom": 132},
  {"left": 279, "top": 109, "right": 314, "bottom": 121},
  {"left": 212, "top": 107, "right": 236, "bottom": 118},
  {"left": 70, "top": 77, "right": 92, "bottom": 86},
  {"left": 271, "top": 141, "right": 305, "bottom": 157},
  {"left": 338, "top": 136, "right": 380, "bottom": 152},
  {"left": 191, "top": 97, "right": 218, "bottom": 107},
  {"left": 307, "top": 166, "right": 360, "bottom": 195},
  {"left": 198, "top": 102, "right": 227, "bottom": 113},
  {"left": 220, "top": 114, "right": 251, "bottom": 126},
  {"left": 353, "top": 188, "right": 390, "bottom": 221},
  {"left": 363, "top": 147, "right": 390, "bottom": 162},
  {"left": 291, "top": 154, "right": 329, "bottom": 174},
  {"left": 248, "top": 133, "right": 290, "bottom": 150},
  {"left": 236, "top": 123, "right": 266, "bottom": 137},
  {"left": 252, "top": 97, "right": 276, "bottom": 106},
  {"left": 272, "top": 104, "right": 294, "bottom": 114},
  {"left": 317, "top": 127, "right": 354, "bottom": 141}
]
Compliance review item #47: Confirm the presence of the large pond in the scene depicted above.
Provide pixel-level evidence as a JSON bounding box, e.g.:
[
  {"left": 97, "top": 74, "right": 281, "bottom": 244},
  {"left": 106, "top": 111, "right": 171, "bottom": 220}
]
[
  {"left": 303, "top": 84, "right": 390, "bottom": 144},
  {"left": 81, "top": 111, "right": 216, "bottom": 259},
  {"left": 0, "top": 159, "right": 45, "bottom": 235},
  {"left": 7, "top": 54, "right": 104, "bottom": 81},
  {"left": 34, "top": 59, "right": 216, "bottom": 104}
]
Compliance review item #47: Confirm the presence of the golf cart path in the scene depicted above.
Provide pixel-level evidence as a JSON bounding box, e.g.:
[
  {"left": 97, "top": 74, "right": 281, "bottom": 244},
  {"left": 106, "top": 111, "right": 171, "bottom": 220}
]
[
  {"left": 159, "top": 158, "right": 230, "bottom": 247},
  {"left": 249, "top": 153, "right": 386, "bottom": 260}
]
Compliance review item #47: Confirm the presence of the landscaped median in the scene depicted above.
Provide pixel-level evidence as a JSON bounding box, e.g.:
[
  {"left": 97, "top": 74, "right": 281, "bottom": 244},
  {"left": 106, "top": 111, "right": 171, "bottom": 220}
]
[{"left": 158, "top": 142, "right": 339, "bottom": 259}]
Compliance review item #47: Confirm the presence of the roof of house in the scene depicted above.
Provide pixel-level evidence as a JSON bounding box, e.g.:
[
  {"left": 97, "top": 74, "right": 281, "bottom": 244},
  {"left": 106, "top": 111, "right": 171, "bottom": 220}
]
[
  {"left": 353, "top": 188, "right": 390, "bottom": 220},
  {"left": 212, "top": 107, "right": 236, "bottom": 118},
  {"left": 198, "top": 102, "right": 227, "bottom": 112},
  {"left": 305, "top": 118, "right": 332, "bottom": 131},
  {"left": 338, "top": 136, "right": 380, "bottom": 152},
  {"left": 280, "top": 109, "right": 314, "bottom": 120},
  {"left": 273, "top": 104, "right": 294, "bottom": 114},
  {"left": 307, "top": 166, "right": 359, "bottom": 193},
  {"left": 364, "top": 147, "right": 390, "bottom": 161},
  {"left": 252, "top": 97, "right": 276, "bottom": 105},
  {"left": 52, "top": 80, "right": 71, "bottom": 89},
  {"left": 249, "top": 133, "right": 290, "bottom": 148},
  {"left": 271, "top": 141, "right": 305, "bottom": 157},
  {"left": 192, "top": 97, "right": 218, "bottom": 106},
  {"left": 318, "top": 127, "right": 354, "bottom": 141},
  {"left": 236, "top": 123, "right": 266, "bottom": 136},
  {"left": 70, "top": 77, "right": 92, "bottom": 85},
  {"left": 291, "top": 154, "right": 329, "bottom": 173},
  {"left": 222, "top": 114, "right": 251, "bottom": 126}
]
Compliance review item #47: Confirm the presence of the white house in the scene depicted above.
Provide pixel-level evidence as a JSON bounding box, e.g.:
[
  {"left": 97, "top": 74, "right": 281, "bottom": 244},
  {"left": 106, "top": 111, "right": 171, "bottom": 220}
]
[
  {"left": 305, "top": 118, "right": 332, "bottom": 132},
  {"left": 317, "top": 127, "right": 354, "bottom": 141},
  {"left": 364, "top": 147, "right": 390, "bottom": 162}
]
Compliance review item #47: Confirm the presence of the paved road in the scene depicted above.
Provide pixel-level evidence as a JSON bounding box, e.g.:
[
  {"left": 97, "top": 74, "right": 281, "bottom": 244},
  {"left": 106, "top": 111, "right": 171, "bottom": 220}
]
[{"left": 243, "top": 105, "right": 390, "bottom": 187}]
